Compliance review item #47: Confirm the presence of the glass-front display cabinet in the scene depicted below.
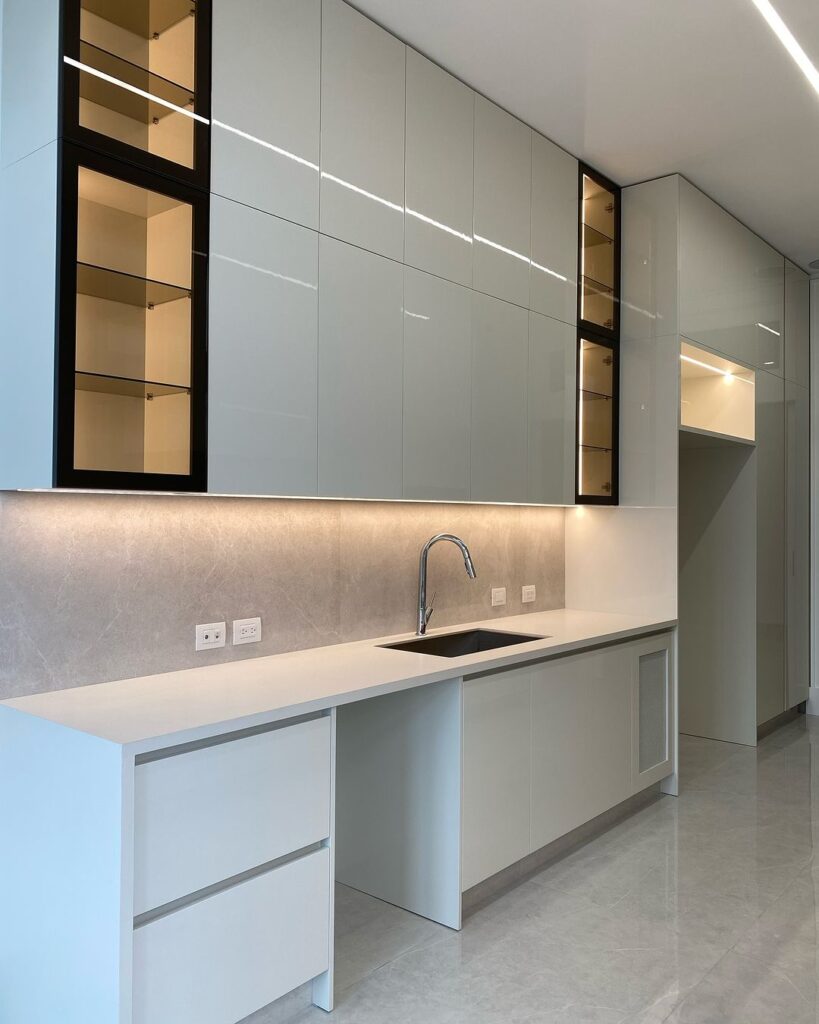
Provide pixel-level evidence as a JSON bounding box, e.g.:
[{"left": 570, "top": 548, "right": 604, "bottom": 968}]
[
  {"left": 576, "top": 336, "right": 618, "bottom": 501},
  {"left": 579, "top": 168, "right": 619, "bottom": 336},
  {"left": 56, "top": 145, "right": 208, "bottom": 490},
  {"left": 62, "top": 0, "right": 211, "bottom": 186}
]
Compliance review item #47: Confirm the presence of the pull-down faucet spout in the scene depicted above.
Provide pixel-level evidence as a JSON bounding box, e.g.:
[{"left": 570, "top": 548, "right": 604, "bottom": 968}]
[{"left": 416, "top": 533, "right": 477, "bottom": 636}]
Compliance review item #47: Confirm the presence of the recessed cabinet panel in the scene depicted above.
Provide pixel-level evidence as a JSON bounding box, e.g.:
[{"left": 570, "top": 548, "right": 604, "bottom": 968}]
[
  {"left": 470, "top": 292, "right": 529, "bottom": 503},
  {"left": 404, "top": 50, "right": 474, "bottom": 288},
  {"left": 473, "top": 97, "right": 532, "bottom": 308},
  {"left": 318, "top": 236, "right": 403, "bottom": 498},
  {"left": 211, "top": 0, "right": 321, "bottom": 229},
  {"left": 320, "top": 0, "right": 405, "bottom": 260},
  {"left": 679, "top": 340, "right": 755, "bottom": 442},
  {"left": 403, "top": 268, "right": 472, "bottom": 501},
  {"left": 530, "top": 135, "right": 578, "bottom": 325},
  {"left": 527, "top": 312, "right": 576, "bottom": 504},
  {"left": 208, "top": 197, "right": 319, "bottom": 496},
  {"left": 784, "top": 260, "right": 810, "bottom": 387}
]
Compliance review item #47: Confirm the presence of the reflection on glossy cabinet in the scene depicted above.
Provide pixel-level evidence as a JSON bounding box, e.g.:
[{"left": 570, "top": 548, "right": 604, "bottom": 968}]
[
  {"left": 784, "top": 260, "right": 810, "bottom": 387},
  {"left": 527, "top": 312, "right": 576, "bottom": 504},
  {"left": 530, "top": 135, "right": 578, "bottom": 325},
  {"left": 786, "top": 381, "right": 810, "bottom": 709},
  {"left": 470, "top": 292, "right": 529, "bottom": 503},
  {"left": 208, "top": 197, "right": 319, "bottom": 496},
  {"left": 211, "top": 0, "right": 321, "bottom": 229},
  {"left": 403, "top": 268, "right": 472, "bottom": 501},
  {"left": 318, "top": 236, "right": 403, "bottom": 498},
  {"left": 320, "top": 0, "right": 405, "bottom": 260}
]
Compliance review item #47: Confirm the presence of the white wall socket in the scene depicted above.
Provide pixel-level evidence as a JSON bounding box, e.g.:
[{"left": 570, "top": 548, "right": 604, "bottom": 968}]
[
  {"left": 233, "top": 617, "right": 262, "bottom": 646},
  {"left": 491, "top": 587, "right": 507, "bottom": 607},
  {"left": 522, "top": 585, "right": 537, "bottom": 604},
  {"left": 196, "top": 622, "right": 226, "bottom": 651}
]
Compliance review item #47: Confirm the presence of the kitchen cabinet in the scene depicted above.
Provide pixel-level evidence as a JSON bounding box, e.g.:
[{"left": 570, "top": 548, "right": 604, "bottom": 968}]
[
  {"left": 208, "top": 197, "right": 319, "bottom": 497},
  {"left": 784, "top": 260, "right": 810, "bottom": 387},
  {"left": 786, "top": 381, "right": 810, "bottom": 709},
  {"left": 527, "top": 312, "right": 576, "bottom": 504},
  {"left": 319, "top": 0, "right": 406, "bottom": 261},
  {"left": 530, "top": 134, "right": 578, "bottom": 325},
  {"left": 632, "top": 634, "right": 675, "bottom": 789},
  {"left": 473, "top": 97, "right": 532, "bottom": 308},
  {"left": 211, "top": 0, "right": 321, "bottom": 228}
]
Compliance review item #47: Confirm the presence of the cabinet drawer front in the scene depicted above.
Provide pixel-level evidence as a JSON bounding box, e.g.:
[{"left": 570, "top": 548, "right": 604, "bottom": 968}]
[
  {"left": 134, "top": 715, "right": 332, "bottom": 915},
  {"left": 133, "top": 847, "right": 331, "bottom": 1024}
]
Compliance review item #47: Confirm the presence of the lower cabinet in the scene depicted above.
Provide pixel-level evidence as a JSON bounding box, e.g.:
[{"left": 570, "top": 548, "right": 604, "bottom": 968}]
[{"left": 462, "top": 631, "right": 675, "bottom": 891}]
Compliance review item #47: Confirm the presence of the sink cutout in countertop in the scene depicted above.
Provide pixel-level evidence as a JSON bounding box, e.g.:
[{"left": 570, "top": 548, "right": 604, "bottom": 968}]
[{"left": 380, "top": 628, "right": 547, "bottom": 659}]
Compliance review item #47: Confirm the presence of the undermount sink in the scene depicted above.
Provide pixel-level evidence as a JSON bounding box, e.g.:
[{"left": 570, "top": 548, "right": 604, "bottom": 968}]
[{"left": 380, "top": 628, "right": 546, "bottom": 658}]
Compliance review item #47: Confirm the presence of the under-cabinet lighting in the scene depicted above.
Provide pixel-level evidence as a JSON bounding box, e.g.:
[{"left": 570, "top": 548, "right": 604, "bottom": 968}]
[
  {"left": 680, "top": 353, "right": 754, "bottom": 385},
  {"left": 748, "top": 0, "right": 819, "bottom": 98},
  {"left": 63, "top": 57, "right": 209, "bottom": 123},
  {"left": 756, "top": 322, "right": 781, "bottom": 336}
]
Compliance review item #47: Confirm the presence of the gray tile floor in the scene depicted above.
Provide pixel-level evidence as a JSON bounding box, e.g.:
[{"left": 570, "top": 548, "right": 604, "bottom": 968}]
[{"left": 295, "top": 718, "right": 819, "bottom": 1023}]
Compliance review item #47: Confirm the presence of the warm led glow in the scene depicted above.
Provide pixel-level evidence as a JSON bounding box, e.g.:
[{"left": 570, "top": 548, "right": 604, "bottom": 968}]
[
  {"left": 680, "top": 353, "right": 754, "bottom": 386},
  {"left": 748, "top": 0, "right": 819, "bottom": 98},
  {"left": 64, "top": 56, "right": 209, "bottom": 123},
  {"left": 756, "top": 322, "right": 781, "bottom": 336}
]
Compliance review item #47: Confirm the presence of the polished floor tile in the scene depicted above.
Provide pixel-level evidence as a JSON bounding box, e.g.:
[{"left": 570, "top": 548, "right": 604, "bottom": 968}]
[{"left": 294, "top": 718, "right": 819, "bottom": 1023}]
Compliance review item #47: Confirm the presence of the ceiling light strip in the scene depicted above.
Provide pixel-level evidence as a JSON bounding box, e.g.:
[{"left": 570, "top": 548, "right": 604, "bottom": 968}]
[{"left": 748, "top": 0, "right": 819, "bottom": 97}]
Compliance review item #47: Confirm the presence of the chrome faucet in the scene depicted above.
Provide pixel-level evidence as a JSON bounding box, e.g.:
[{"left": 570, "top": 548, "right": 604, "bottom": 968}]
[{"left": 417, "top": 534, "right": 477, "bottom": 636}]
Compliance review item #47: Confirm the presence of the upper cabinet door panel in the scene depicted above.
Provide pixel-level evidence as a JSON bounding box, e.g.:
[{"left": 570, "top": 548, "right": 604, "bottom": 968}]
[
  {"left": 318, "top": 236, "right": 403, "bottom": 498},
  {"left": 473, "top": 97, "right": 532, "bottom": 308},
  {"left": 527, "top": 311, "right": 576, "bottom": 504},
  {"left": 208, "top": 197, "right": 319, "bottom": 497},
  {"left": 211, "top": 0, "right": 321, "bottom": 229},
  {"left": 530, "top": 134, "right": 578, "bottom": 325},
  {"left": 320, "top": 0, "right": 405, "bottom": 261},
  {"left": 470, "top": 292, "right": 529, "bottom": 503},
  {"left": 784, "top": 260, "right": 810, "bottom": 386},
  {"left": 679, "top": 180, "right": 784, "bottom": 372},
  {"left": 403, "top": 267, "right": 472, "bottom": 502},
  {"left": 404, "top": 50, "right": 474, "bottom": 288}
]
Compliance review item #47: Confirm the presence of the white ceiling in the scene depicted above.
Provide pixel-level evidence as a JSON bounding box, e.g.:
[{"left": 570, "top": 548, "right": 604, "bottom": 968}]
[{"left": 353, "top": 0, "right": 819, "bottom": 272}]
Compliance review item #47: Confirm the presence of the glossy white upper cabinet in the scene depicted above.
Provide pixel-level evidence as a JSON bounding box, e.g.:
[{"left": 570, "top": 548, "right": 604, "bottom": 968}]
[
  {"left": 320, "top": 0, "right": 406, "bottom": 261},
  {"left": 786, "top": 381, "right": 810, "bottom": 709},
  {"left": 404, "top": 50, "right": 474, "bottom": 288},
  {"left": 679, "top": 179, "right": 784, "bottom": 373},
  {"left": 530, "top": 135, "right": 578, "bottom": 325},
  {"left": 472, "top": 98, "right": 532, "bottom": 309},
  {"left": 403, "top": 269, "right": 472, "bottom": 501},
  {"left": 471, "top": 293, "right": 529, "bottom": 503},
  {"left": 211, "top": 0, "right": 321, "bottom": 229},
  {"left": 209, "top": 197, "right": 319, "bottom": 496},
  {"left": 527, "top": 312, "right": 576, "bottom": 504},
  {"left": 318, "top": 236, "right": 403, "bottom": 498},
  {"left": 784, "top": 260, "right": 810, "bottom": 387}
]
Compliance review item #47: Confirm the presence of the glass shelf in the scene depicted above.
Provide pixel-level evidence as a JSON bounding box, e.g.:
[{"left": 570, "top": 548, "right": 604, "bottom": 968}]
[
  {"left": 582, "top": 274, "right": 614, "bottom": 295},
  {"left": 82, "top": 0, "right": 196, "bottom": 41},
  {"left": 580, "top": 388, "right": 612, "bottom": 402},
  {"left": 77, "top": 262, "right": 191, "bottom": 308},
  {"left": 78, "top": 41, "right": 195, "bottom": 124},
  {"left": 583, "top": 223, "right": 614, "bottom": 248},
  {"left": 580, "top": 443, "right": 613, "bottom": 453},
  {"left": 75, "top": 371, "right": 190, "bottom": 400}
]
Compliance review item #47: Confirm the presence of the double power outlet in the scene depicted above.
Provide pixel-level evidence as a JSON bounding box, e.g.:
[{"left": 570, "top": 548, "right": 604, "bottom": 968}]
[
  {"left": 196, "top": 617, "right": 261, "bottom": 652},
  {"left": 491, "top": 585, "right": 537, "bottom": 607}
]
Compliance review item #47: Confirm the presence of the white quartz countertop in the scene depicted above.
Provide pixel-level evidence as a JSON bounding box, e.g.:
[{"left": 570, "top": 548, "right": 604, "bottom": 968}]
[{"left": 0, "top": 608, "right": 675, "bottom": 752}]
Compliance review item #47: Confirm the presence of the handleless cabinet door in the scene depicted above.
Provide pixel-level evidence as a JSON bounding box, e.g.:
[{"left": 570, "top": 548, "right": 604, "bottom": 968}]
[
  {"left": 473, "top": 97, "right": 532, "bottom": 308},
  {"left": 209, "top": 196, "right": 319, "bottom": 496},
  {"left": 320, "top": 0, "right": 405, "bottom": 261},
  {"left": 786, "top": 381, "right": 810, "bottom": 708},
  {"left": 527, "top": 311, "right": 576, "bottom": 504},
  {"left": 318, "top": 235, "right": 404, "bottom": 498},
  {"left": 470, "top": 292, "right": 529, "bottom": 502},
  {"left": 530, "top": 134, "right": 578, "bottom": 325},
  {"left": 784, "top": 260, "right": 810, "bottom": 387},
  {"left": 403, "top": 268, "right": 472, "bottom": 501},
  {"left": 211, "top": 0, "right": 321, "bottom": 229}
]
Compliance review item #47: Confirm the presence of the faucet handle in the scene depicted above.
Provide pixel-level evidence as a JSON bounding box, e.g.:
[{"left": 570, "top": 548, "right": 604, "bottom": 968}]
[{"left": 425, "top": 591, "right": 436, "bottom": 627}]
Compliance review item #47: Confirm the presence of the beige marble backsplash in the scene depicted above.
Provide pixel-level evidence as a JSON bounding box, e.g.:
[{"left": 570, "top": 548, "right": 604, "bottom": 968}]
[{"left": 0, "top": 492, "right": 565, "bottom": 698}]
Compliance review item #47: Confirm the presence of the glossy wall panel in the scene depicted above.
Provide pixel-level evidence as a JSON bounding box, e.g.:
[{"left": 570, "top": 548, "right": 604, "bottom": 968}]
[
  {"left": 471, "top": 293, "right": 529, "bottom": 503},
  {"left": 211, "top": 0, "right": 321, "bottom": 229},
  {"left": 786, "top": 381, "right": 810, "bottom": 708},
  {"left": 404, "top": 50, "right": 474, "bottom": 288},
  {"left": 784, "top": 260, "right": 810, "bottom": 387},
  {"left": 320, "top": 0, "right": 406, "bottom": 261},
  {"left": 529, "top": 134, "right": 578, "bottom": 325},
  {"left": 473, "top": 97, "right": 532, "bottom": 309},
  {"left": 527, "top": 312, "right": 576, "bottom": 504},
  {"left": 403, "top": 268, "right": 472, "bottom": 501},
  {"left": 318, "top": 236, "right": 404, "bottom": 498},
  {"left": 209, "top": 197, "right": 319, "bottom": 496}
]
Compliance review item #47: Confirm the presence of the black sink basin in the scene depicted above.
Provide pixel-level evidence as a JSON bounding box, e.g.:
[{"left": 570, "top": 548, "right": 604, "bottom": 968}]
[{"left": 380, "top": 628, "right": 546, "bottom": 658}]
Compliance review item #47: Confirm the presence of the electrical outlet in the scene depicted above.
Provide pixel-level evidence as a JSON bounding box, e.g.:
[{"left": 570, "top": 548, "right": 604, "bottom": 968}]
[
  {"left": 233, "top": 616, "right": 262, "bottom": 646},
  {"left": 196, "top": 622, "right": 226, "bottom": 651},
  {"left": 522, "top": 585, "right": 537, "bottom": 604},
  {"left": 491, "top": 587, "right": 506, "bottom": 607}
]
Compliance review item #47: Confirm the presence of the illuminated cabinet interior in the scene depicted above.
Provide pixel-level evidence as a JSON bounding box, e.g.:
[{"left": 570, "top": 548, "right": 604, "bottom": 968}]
[
  {"left": 57, "top": 146, "right": 208, "bottom": 489},
  {"left": 62, "top": 0, "right": 211, "bottom": 185},
  {"left": 679, "top": 340, "right": 755, "bottom": 443},
  {"left": 576, "top": 166, "right": 620, "bottom": 503}
]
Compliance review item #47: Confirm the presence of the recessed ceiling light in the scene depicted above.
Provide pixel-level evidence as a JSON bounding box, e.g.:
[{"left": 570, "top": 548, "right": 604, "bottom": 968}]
[{"left": 749, "top": 0, "right": 819, "bottom": 98}]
